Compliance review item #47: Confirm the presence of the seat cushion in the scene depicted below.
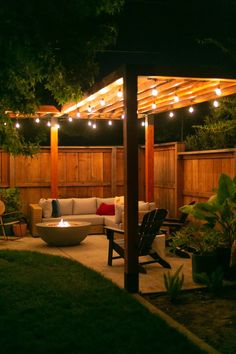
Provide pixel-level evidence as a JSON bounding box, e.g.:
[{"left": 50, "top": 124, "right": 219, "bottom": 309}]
[{"left": 58, "top": 199, "right": 73, "bottom": 215}]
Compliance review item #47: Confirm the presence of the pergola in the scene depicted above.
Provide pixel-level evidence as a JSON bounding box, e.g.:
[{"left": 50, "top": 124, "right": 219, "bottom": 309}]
[{"left": 8, "top": 64, "right": 236, "bottom": 292}]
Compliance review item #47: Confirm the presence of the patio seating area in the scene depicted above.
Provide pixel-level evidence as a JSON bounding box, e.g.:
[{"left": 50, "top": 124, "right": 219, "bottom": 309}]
[{"left": 0, "top": 233, "right": 199, "bottom": 293}]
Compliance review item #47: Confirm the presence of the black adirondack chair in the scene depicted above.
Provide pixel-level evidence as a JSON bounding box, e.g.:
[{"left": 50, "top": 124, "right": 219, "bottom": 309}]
[{"left": 105, "top": 208, "right": 171, "bottom": 273}]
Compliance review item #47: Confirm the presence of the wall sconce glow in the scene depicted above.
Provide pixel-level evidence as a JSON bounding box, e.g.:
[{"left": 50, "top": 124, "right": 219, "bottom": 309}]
[
  {"left": 152, "top": 88, "right": 158, "bottom": 96},
  {"left": 100, "top": 98, "right": 105, "bottom": 106},
  {"left": 92, "top": 123, "right": 97, "bottom": 129},
  {"left": 76, "top": 112, "right": 80, "bottom": 118},
  {"left": 35, "top": 118, "right": 40, "bottom": 123},
  {"left": 188, "top": 106, "right": 194, "bottom": 113},
  {"left": 174, "top": 95, "right": 179, "bottom": 102},
  {"left": 213, "top": 100, "right": 219, "bottom": 107},
  {"left": 88, "top": 120, "right": 92, "bottom": 126},
  {"left": 68, "top": 117, "right": 73, "bottom": 122},
  {"left": 87, "top": 105, "right": 92, "bottom": 113},
  {"left": 117, "top": 89, "right": 123, "bottom": 98},
  {"left": 108, "top": 120, "right": 112, "bottom": 126},
  {"left": 15, "top": 122, "right": 20, "bottom": 128},
  {"left": 152, "top": 102, "right": 157, "bottom": 109},
  {"left": 169, "top": 111, "right": 174, "bottom": 118},
  {"left": 47, "top": 121, "right": 51, "bottom": 127},
  {"left": 215, "top": 88, "right": 222, "bottom": 96}
]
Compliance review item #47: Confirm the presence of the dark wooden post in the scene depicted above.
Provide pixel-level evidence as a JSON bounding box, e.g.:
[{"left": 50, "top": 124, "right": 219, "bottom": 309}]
[
  {"left": 50, "top": 116, "right": 59, "bottom": 198},
  {"left": 111, "top": 147, "right": 117, "bottom": 196},
  {"left": 145, "top": 115, "right": 154, "bottom": 202},
  {"left": 123, "top": 66, "right": 139, "bottom": 293}
]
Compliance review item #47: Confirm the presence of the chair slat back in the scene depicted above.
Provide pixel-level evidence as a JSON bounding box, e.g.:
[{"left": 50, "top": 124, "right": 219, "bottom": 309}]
[{"left": 138, "top": 208, "right": 168, "bottom": 255}]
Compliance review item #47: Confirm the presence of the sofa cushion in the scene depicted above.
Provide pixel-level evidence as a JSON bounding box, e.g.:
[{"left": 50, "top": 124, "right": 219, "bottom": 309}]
[
  {"left": 39, "top": 198, "right": 52, "bottom": 218},
  {"left": 73, "top": 197, "right": 97, "bottom": 215},
  {"left": 96, "top": 203, "right": 115, "bottom": 216},
  {"left": 138, "top": 202, "right": 149, "bottom": 211},
  {"left": 115, "top": 196, "right": 124, "bottom": 205},
  {"left": 104, "top": 215, "right": 119, "bottom": 228},
  {"left": 52, "top": 199, "right": 61, "bottom": 217},
  {"left": 96, "top": 197, "right": 115, "bottom": 209},
  {"left": 58, "top": 198, "right": 73, "bottom": 215}
]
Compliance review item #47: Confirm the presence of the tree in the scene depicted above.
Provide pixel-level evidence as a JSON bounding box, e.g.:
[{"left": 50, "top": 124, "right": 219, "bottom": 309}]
[
  {"left": 185, "top": 95, "right": 236, "bottom": 151},
  {"left": 0, "top": 0, "right": 124, "bottom": 154}
]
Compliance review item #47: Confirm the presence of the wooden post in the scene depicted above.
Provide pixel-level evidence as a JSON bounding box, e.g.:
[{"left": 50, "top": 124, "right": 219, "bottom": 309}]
[
  {"left": 50, "top": 116, "right": 59, "bottom": 198},
  {"left": 123, "top": 66, "right": 139, "bottom": 293},
  {"left": 145, "top": 115, "right": 154, "bottom": 202}
]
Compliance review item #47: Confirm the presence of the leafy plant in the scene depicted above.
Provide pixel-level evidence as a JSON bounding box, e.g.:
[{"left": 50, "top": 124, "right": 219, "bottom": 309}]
[
  {"left": 180, "top": 173, "right": 236, "bottom": 248},
  {"left": 0, "top": 188, "right": 22, "bottom": 212},
  {"left": 163, "top": 265, "right": 184, "bottom": 302},
  {"left": 169, "top": 224, "right": 223, "bottom": 256},
  {"left": 193, "top": 267, "right": 224, "bottom": 293}
]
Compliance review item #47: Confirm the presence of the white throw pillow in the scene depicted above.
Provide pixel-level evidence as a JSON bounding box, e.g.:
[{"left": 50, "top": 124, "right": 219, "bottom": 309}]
[
  {"left": 39, "top": 198, "right": 52, "bottom": 218},
  {"left": 96, "top": 197, "right": 115, "bottom": 209},
  {"left": 115, "top": 196, "right": 124, "bottom": 205},
  {"left": 58, "top": 199, "right": 73, "bottom": 215},
  {"left": 73, "top": 198, "right": 97, "bottom": 215}
]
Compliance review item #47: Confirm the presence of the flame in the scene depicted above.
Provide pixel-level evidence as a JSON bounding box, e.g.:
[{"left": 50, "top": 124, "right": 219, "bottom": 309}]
[{"left": 58, "top": 219, "right": 70, "bottom": 227}]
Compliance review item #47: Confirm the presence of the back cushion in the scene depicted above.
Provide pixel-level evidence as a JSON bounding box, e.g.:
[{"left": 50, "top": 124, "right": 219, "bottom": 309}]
[
  {"left": 73, "top": 198, "right": 97, "bottom": 215},
  {"left": 39, "top": 198, "right": 52, "bottom": 218},
  {"left": 58, "top": 199, "right": 73, "bottom": 215},
  {"left": 96, "top": 197, "right": 115, "bottom": 209}
]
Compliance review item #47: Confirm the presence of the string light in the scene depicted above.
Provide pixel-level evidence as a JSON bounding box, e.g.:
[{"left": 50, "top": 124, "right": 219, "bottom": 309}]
[
  {"left": 56, "top": 124, "right": 60, "bottom": 129},
  {"left": 121, "top": 114, "right": 125, "bottom": 119},
  {"left": 4, "top": 122, "right": 7, "bottom": 126},
  {"left": 188, "top": 106, "right": 194, "bottom": 113},
  {"left": 35, "top": 117, "right": 40, "bottom": 123},
  {"left": 15, "top": 121, "right": 20, "bottom": 128},
  {"left": 169, "top": 111, "right": 174, "bottom": 118},
  {"left": 117, "top": 88, "right": 123, "bottom": 98},
  {"left": 92, "top": 122, "right": 97, "bottom": 129},
  {"left": 141, "top": 121, "right": 146, "bottom": 127},
  {"left": 152, "top": 102, "right": 157, "bottom": 109},
  {"left": 108, "top": 120, "right": 112, "bottom": 126},
  {"left": 68, "top": 116, "right": 73, "bottom": 122},
  {"left": 47, "top": 121, "right": 51, "bottom": 127},
  {"left": 215, "top": 87, "right": 222, "bottom": 96},
  {"left": 76, "top": 111, "right": 81, "bottom": 118},
  {"left": 174, "top": 94, "right": 179, "bottom": 102},
  {"left": 88, "top": 120, "right": 92, "bottom": 126},
  {"left": 152, "top": 87, "right": 158, "bottom": 96},
  {"left": 87, "top": 105, "right": 92, "bottom": 113},
  {"left": 100, "top": 98, "right": 105, "bottom": 106},
  {"left": 213, "top": 100, "right": 219, "bottom": 107}
]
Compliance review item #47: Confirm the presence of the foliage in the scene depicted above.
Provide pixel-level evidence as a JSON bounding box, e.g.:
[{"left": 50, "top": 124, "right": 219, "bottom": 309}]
[
  {"left": 163, "top": 265, "right": 184, "bottom": 302},
  {"left": 193, "top": 267, "right": 224, "bottom": 293},
  {"left": 180, "top": 173, "right": 236, "bottom": 248},
  {"left": 185, "top": 96, "right": 236, "bottom": 150},
  {"left": 169, "top": 224, "right": 223, "bottom": 256},
  {"left": 0, "top": 188, "right": 22, "bottom": 212}
]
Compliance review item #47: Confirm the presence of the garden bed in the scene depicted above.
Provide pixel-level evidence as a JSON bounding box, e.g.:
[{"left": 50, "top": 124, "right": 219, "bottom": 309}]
[{"left": 143, "top": 284, "right": 236, "bottom": 354}]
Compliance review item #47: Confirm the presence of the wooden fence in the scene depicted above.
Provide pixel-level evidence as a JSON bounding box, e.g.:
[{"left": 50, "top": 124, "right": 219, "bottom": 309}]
[{"left": 1, "top": 144, "right": 236, "bottom": 218}]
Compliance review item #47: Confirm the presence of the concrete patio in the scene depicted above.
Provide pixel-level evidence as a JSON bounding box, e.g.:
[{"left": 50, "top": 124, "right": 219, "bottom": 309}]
[{"left": 0, "top": 233, "right": 199, "bottom": 293}]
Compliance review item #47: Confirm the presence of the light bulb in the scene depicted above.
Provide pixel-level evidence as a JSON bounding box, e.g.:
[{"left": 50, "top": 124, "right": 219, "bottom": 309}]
[
  {"left": 87, "top": 105, "right": 92, "bottom": 113},
  {"left": 88, "top": 120, "right": 92, "bottom": 126},
  {"left": 68, "top": 117, "right": 73, "bottom": 122},
  {"left": 141, "top": 121, "right": 145, "bottom": 127},
  {"left": 121, "top": 114, "right": 125, "bottom": 119},
  {"left": 117, "top": 89, "right": 123, "bottom": 98},
  {"left": 100, "top": 98, "right": 105, "bottom": 106},
  {"left": 47, "top": 121, "right": 51, "bottom": 127},
  {"left": 215, "top": 88, "right": 222, "bottom": 96},
  {"left": 15, "top": 122, "right": 20, "bottom": 128},
  {"left": 213, "top": 100, "right": 219, "bottom": 108},
  {"left": 108, "top": 120, "right": 112, "bottom": 126},
  {"left": 174, "top": 95, "right": 179, "bottom": 102},
  {"left": 189, "top": 106, "right": 194, "bottom": 113},
  {"left": 35, "top": 117, "right": 40, "bottom": 123},
  {"left": 169, "top": 111, "right": 174, "bottom": 118},
  {"left": 152, "top": 103, "right": 157, "bottom": 109},
  {"left": 4, "top": 122, "right": 7, "bottom": 126},
  {"left": 76, "top": 112, "right": 80, "bottom": 118},
  {"left": 56, "top": 124, "right": 60, "bottom": 129},
  {"left": 92, "top": 123, "right": 96, "bottom": 129},
  {"left": 152, "top": 88, "right": 158, "bottom": 96}
]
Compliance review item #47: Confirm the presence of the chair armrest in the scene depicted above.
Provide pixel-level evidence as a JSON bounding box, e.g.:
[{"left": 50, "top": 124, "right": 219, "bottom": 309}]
[
  {"left": 29, "top": 204, "right": 43, "bottom": 237},
  {"left": 104, "top": 226, "right": 124, "bottom": 241}
]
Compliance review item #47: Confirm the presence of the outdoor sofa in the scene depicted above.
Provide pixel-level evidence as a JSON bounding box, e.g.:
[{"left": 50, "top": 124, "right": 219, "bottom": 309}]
[{"left": 29, "top": 197, "right": 155, "bottom": 237}]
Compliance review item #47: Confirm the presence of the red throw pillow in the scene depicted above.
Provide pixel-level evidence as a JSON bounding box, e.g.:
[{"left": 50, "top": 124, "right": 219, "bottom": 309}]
[{"left": 96, "top": 203, "right": 115, "bottom": 216}]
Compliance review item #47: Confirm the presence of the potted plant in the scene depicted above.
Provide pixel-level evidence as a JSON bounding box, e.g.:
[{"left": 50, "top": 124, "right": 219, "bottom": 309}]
[
  {"left": 180, "top": 173, "right": 236, "bottom": 277},
  {"left": 169, "top": 223, "right": 223, "bottom": 283}
]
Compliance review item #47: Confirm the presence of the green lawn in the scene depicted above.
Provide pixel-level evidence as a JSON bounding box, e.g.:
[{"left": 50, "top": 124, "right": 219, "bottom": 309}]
[{"left": 0, "top": 250, "right": 204, "bottom": 353}]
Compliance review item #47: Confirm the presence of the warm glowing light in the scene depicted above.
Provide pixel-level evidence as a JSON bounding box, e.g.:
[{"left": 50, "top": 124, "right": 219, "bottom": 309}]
[
  {"left": 4, "top": 122, "right": 7, "bottom": 126},
  {"left": 188, "top": 106, "right": 194, "bottom": 113},
  {"left": 47, "top": 121, "right": 51, "bottom": 127},
  {"left": 169, "top": 111, "right": 174, "bottom": 118},
  {"left": 87, "top": 105, "right": 92, "bottom": 113},
  {"left": 58, "top": 219, "right": 70, "bottom": 227},
  {"left": 88, "top": 120, "right": 92, "bottom": 126},
  {"left": 152, "top": 103, "right": 157, "bottom": 109},
  {"left": 108, "top": 120, "right": 112, "bottom": 126},
  {"left": 152, "top": 88, "right": 158, "bottom": 96},
  {"left": 174, "top": 94, "right": 179, "bottom": 102},
  {"left": 56, "top": 124, "right": 60, "bottom": 129},
  {"left": 215, "top": 88, "right": 222, "bottom": 96},
  {"left": 100, "top": 98, "right": 105, "bottom": 106},
  {"left": 117, "top": 89, "right": 123, "bottom": 98},
  {"left": 116, "top": 78, "right": 123, "bottom": 85},
  {"left": 92, "top": 123, "right": 96, "bottom": 129},
  {"left": 76, "top": 112, "right": 81, "bottom": 118},
  {"left": 15, "top": 122, "right": 20, "bottom": 128},
  {"left": 35, "top": 117, "right": 40, "bottom": 123},
  {"left": 213, "top": 100, "right": 219, "bottom": 108},
  {"left": 121, "top": 114, "right": 125, "bottom": 119},
  {"left": 141, "top": 121, "right": 146, "bottom": 127}
]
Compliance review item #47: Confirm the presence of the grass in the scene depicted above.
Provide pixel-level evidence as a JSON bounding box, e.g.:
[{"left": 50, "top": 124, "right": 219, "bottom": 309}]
[{"left": 0, "top": 250, "right": 204, "bottom": 354}]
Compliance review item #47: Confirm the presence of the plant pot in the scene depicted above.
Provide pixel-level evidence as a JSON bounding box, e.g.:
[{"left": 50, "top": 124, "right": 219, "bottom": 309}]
[
  {"left": 192, "top": 253, "right": 218, "bottom": 284},
  {"left": 13, "top": 223, "right": 27, "bottom": 237},
  {"left": 216, "top": 247, "right": 231, "bottom": 277}
]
